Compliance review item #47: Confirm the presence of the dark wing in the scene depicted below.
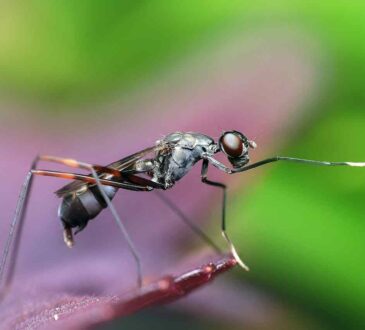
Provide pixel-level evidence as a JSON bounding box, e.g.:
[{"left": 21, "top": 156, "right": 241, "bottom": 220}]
[
  {"left": 106, "top": 145, "right": 158, "bottom": 171},
  {"left": 55, "top": 144, "right": 166, "bottom": 198}
]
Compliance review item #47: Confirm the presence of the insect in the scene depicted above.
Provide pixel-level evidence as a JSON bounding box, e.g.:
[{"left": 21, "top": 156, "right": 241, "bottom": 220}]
[{"left": 1, "top": 130, "right": 365, "bottom": 300}]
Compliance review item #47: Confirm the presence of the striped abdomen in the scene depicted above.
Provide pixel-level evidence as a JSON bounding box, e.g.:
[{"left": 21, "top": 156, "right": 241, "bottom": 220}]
[{"left": 58, "top": 185, "right": 117, "bottom": 233}]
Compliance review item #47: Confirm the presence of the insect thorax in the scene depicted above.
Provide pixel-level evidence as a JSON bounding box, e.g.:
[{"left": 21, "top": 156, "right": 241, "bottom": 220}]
[{"left": 153, "top": 132, "right": 216, "bottom": 188}]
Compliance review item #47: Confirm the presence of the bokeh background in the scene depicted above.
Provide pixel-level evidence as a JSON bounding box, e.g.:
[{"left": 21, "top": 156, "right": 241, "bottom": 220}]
[{"left": 0, "top": 1, "right": 365, "bottom": 329}]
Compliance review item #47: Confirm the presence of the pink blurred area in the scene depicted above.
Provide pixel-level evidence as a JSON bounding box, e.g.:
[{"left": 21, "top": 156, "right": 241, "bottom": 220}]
[{"left": 0, "top": 30, "right": 320, "bottom": 328}]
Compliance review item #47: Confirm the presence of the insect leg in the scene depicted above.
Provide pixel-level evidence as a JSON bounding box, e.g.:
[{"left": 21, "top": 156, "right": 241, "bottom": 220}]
[
  {"left": 154, "top": 191, "right": 222, "bottom": 253},
  {"left": 0, "top": 157, "right": 38, "bottom": 301},
  {"left": 201, "top": 159, "right": 249, "bottom": 271},
  {"left": 38, "top": 155, "right": 164, "bottom": 189},
  {"left": 231, "top": 156, "right": 365, "bottom": 173},
  {"left": 33, "top": 169, "right": 151, "bottom": 191},
  {"left": 36, "top": 155, "right": 143, "bottom": 287},
  {"left": 0, "top": 156, "right": 144, "bottom": 300},
  {"left": 90, "top": 166, "right": 143, "bottom": 287},
  {"left": 203, "top": 152, "right": 365, "bottom": 173},
  {"left": 123, "top": 159, "right": 224, "bottom": 252},
  {"left": 34, "top": 169, "right": 151, "bottom": 248},
  {"left": 202, "top": 154, "right": 232, "bottom": 173}
]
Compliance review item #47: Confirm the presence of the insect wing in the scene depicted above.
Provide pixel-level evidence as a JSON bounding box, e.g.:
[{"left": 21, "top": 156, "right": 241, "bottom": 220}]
[
  {"left": 107, "top": 145, "right": 159, "bottom": 171},
  {"left": 54, "top": 145, "right": 165, "bottom": 197}
]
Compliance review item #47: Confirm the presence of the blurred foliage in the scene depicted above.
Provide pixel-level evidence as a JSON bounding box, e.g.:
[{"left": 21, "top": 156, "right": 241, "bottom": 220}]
[
  {"left": 231, "top": 111, "right": 365, "bottom": 328},
  {"left": 0, "top": 1, "right": 244, "bottom": 104},
  {"left": 228, "top": 2, "right": 365, "bottom": 329},
  {"left": 1, "top": 1, "right": 365, "bottom": 329},
  {"left": 1, "top": 1, "right": 364, "bottom": 106}
]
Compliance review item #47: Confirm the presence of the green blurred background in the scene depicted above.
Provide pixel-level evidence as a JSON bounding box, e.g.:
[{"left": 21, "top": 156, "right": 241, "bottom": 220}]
[{"left": 1, "top": 1, "right": 365, "bottom": 329}]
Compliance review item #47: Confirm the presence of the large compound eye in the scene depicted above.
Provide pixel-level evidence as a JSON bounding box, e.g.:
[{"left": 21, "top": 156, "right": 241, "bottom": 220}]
[{"left": 220, "top": 132, "right": 244, "bottom": 157}]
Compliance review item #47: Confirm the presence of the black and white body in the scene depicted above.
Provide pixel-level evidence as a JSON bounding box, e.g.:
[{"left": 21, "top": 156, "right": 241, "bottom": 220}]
[
  {"left": 57, "top": 131, "right": 252, "bottom": 239},
  {"left": 1, "top": 130, "right": 365, "bottom": 299}
]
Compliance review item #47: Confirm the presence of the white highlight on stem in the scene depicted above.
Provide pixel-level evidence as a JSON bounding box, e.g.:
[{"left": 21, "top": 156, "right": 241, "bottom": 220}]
[{"left": 222, "top": 232, "right": 249, "bottom": 271}]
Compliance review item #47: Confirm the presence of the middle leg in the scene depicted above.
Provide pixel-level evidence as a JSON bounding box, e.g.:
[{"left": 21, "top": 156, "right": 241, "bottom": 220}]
[
  {"left": 154, "top": 191, "right": 222, "bottom": 253},
  {"left": 201, "top": 159, "right": 249, "bottom": 271}
]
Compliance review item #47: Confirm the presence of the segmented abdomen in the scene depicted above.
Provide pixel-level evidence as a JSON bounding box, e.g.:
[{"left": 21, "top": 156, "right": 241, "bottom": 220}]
[{"left": 58, "top": 185, "right": 117, "bottom": 232}]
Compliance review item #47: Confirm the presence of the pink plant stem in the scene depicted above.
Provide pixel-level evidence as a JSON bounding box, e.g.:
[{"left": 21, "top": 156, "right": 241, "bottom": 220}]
[{"left": 86, "top": 255, "right": 236, "bottom": 329}]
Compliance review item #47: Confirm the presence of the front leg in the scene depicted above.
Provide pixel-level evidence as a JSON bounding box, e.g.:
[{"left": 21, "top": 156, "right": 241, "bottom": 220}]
[
  {"left": 201, "top": 154, "right": 232, "bottom": 174},
  {"left": 231, "top": 156, "right": 365, "bottom": 173},
  {"left": 202, "top": 153, "right": 365, "bottom": 173}
]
